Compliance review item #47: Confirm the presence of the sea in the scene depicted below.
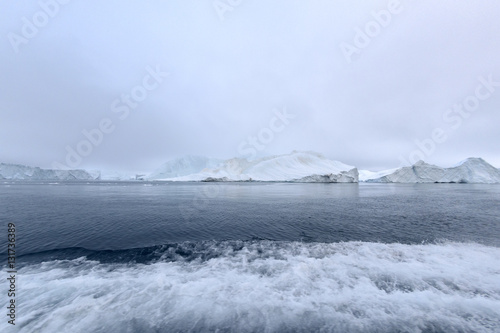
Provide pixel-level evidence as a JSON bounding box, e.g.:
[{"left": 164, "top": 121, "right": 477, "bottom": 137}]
[{"left": 1, "top": 181, "right": 499, "bottom": 332}]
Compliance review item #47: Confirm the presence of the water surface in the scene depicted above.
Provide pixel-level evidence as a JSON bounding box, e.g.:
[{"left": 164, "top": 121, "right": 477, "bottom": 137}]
[{"left": 1, "top": 182, "right": 499, "bottom": 332}]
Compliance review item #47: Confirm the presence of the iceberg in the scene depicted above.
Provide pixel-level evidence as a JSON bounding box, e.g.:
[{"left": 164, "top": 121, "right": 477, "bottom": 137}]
[
  {"left": 0, "top": 163, "right": 100, "bottom": 181},
  {"left": 98, "top": 170, "right": 135, "bottom": 181},
  {"left": 358, "top": 168, "right": 398, "bottom": 182},
  {"left": 147, "top": 155, "right": 223, "bottom": 180},
  {"left": 149, "top": 151, "right": 358, "bottom": 183},
  {"left": 4, "top": 155, "right": 497, "bottom": 184},
  {"left": 364, "top": 158, "right": 500, "bottom": 183}
]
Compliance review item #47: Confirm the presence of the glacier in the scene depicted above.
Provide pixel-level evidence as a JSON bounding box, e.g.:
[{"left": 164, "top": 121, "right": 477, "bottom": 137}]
[
  {"left": 148, "top": 151, "right": 359, "bottom": 183},
  {"left": 363, "top": 158, "right": 500, "bottom": 183},
  {"left": 0, "top": 163, "right": 100, "bottom": 181}
]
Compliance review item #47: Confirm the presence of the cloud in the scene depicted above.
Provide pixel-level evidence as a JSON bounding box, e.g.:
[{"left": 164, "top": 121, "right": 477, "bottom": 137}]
[{"left": 1, "top": 0, "right": 499, "bottom": 172}]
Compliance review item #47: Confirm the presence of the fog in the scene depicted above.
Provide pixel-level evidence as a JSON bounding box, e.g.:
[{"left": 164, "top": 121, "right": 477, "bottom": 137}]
[{"left": 1, "top": 0, "right": 499, "bottom": 173}]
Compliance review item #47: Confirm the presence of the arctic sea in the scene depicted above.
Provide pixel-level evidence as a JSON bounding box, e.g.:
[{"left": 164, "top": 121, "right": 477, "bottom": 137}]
[{"left": 1, "top": 182, "right": 500, "bottom": 332}]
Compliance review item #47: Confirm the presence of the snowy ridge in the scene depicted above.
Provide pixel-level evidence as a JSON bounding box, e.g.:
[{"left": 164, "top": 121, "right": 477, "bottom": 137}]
[
  {"left": 364, "top": 158, "right": 500, "bottom": 183},
  {"left": 358, "top": 168, "right": 398, "bottom": 182},
  {"left": 150, "top": 151, "right": 358, "bottom": 183},
  {"left": 0, "top": 163, "right": 100, "bottom": 181}
]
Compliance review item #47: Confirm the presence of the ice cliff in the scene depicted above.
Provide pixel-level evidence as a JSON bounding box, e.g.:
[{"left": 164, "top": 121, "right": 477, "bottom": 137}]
[
  {"left": 364, "top": 158, "right": 500, "bottom": 183},
  {"left": 149, "top": 151, "right": 358, "bottom": 183},
  {"left": 0, "top": 163, "right": 100, "bottom": 181}
]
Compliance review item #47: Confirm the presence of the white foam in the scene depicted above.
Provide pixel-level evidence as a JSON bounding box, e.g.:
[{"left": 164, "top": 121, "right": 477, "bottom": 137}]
[{"left": 2, "top": 241, "right": 499, "bottom": 332}]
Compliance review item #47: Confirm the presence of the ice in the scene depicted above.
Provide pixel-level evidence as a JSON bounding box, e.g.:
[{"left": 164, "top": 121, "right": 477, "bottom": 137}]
[
  {"left": 98, "top": 170, "right": 135, "bottom": 181},
  {"left": 3, "top": 155, "right": 498, "bottom": 183},
  {"left": 363, "top": 158, "right": 500, "bottom": 183},
  {"left": 0, "top": 163, "right": 99, "bottom": 181},
  {"left": 147, "top": 155, "right": 223, "bottom": 180},
  {"left": 358, "top": 168, "right": 398, "bottom": 182},
  {"left": 150, "top": 151, "right": 359, "bottom": 183}
]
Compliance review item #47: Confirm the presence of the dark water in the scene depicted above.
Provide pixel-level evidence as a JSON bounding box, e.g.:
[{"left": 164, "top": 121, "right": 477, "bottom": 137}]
[
  {"left": 1, "top": 181, "right": 499, "bottom": 256},
  {"left": 1, "top": 182, "right": 500, "bottom": 332}
]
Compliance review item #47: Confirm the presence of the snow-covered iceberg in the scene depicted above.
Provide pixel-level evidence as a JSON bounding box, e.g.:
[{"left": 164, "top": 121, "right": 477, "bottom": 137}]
[
  {"left": 98, "top": 170, "right": 135, "bottom": 181},
  {"left": 149, "top": 151, "right": 358, "bottom": 183},
  {"left": 364, "top": 158, "right": 500, "bottom": 183},
  {"left": 358, "top": 168, "right": 399, "bottom": 182},
  {"left": 147, "top": 155, "right": 223, "bottom": 180},
  {"left": 0, "top": 163, "right": 100, "bottom": 181}
]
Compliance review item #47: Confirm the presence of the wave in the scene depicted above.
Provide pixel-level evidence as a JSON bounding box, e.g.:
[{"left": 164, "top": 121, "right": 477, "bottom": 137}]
[
  {"left": 17, "top": 240, "right": 260, "bottom": 265},
  {"left": 2, "top": 241, "right": 500, "bottom": 332}
]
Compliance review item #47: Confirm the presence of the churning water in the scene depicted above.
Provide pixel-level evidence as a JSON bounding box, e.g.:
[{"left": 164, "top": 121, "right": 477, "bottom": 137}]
[{"left": 1, "top": 182, "right": 499, "bottom": 332}]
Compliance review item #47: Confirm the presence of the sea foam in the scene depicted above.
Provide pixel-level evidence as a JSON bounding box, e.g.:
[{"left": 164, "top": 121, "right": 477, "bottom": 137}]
[{"left": 2, "top": 241, "right": 499, "bottom": 332}]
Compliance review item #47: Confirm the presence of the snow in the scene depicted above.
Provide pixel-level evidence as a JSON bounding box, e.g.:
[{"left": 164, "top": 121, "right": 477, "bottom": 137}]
[
  {"left": 363, "top": 158, "right": 500, "bottom": 183},
  {"left": 358, "top": 168, "right": 398, "bottom": 182},
  {"left": 3, "top": 155, "right": 498, "bottom": 184},
  {"left": 0, "top": 163, "right": 99, "bottom": 181},
  {"left": 98, "top": 170, "right": 135, "bottom": 181},
  {"left": 150, "top": 151, "right": 358, "bottom": 183},
  {"left": 147, "top": 155, "right": 223, "bottom": 180}
]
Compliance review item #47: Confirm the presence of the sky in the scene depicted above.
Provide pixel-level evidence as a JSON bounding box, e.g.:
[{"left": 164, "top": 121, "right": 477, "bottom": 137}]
[{"left": 1, "top": 0, "right": 499, "bottom": 173}]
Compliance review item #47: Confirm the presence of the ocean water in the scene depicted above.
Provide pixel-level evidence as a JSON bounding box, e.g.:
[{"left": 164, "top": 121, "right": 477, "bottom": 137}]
[{"left": 1, "top": 182, "right": 500, "bottom": 332}]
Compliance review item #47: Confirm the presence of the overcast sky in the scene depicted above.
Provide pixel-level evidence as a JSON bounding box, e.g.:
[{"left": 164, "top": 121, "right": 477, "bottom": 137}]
[{"left": 1, "top": 0, "right": 499, "bottom": 173}]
